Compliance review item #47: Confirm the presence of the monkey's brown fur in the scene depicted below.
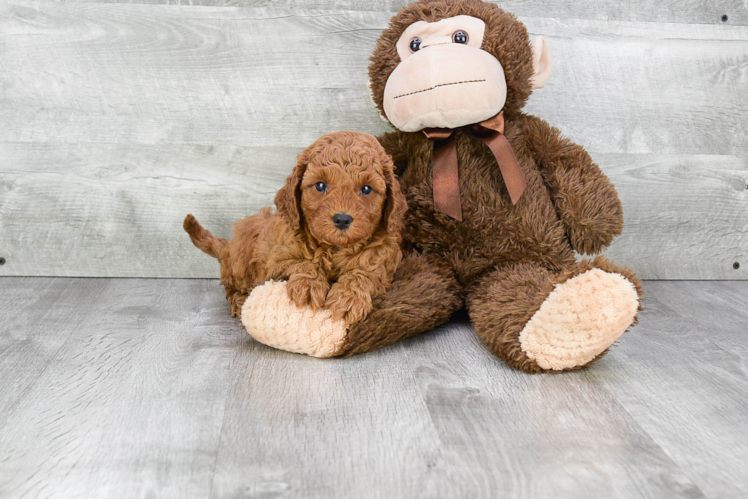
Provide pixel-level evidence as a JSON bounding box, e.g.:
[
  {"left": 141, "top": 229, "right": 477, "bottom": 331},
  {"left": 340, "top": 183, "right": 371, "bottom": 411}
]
[
  {"left": 338, "top": 0, "right": 644, "bottom": 371},
  {"left": 184, "top": 131, "right": 407, "bottom": 324}
]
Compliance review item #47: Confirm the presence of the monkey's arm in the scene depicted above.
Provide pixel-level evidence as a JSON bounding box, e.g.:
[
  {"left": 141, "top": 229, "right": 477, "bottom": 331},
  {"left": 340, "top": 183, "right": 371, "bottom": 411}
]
[{"left": 520, "top": 114, "right": 623, "bottom": 255}]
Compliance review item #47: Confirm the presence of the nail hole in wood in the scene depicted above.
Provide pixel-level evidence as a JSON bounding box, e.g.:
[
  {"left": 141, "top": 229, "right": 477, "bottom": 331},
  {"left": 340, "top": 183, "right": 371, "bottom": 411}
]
[
  {"left": 722, "top": 14, "right": 729, "bottom": 22},
  {"left": 0, "top": 257, "right": 5, "bottom": 265},
  {"left": 734, "top": 262, "right": 741, "bottom": 270}
]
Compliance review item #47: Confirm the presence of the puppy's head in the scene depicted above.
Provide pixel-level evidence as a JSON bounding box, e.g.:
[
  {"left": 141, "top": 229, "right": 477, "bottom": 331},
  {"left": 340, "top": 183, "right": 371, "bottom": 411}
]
[{"left": 275, "top": 131, "right": 406, "bottom": 247}]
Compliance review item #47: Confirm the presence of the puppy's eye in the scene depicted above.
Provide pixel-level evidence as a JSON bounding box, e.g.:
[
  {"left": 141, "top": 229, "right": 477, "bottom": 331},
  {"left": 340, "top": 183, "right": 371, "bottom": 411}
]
[
  {"left": 453, "top": 30, "right": 468, "bottom": 44},
  {"left": 409, "top": 37, "right": 422, "bottom": 52},
  {"left": 314, "top": 182, "right": 327, "bottom": 193},
  {"left": 360, "top": 185, "right": 373, "bottom": 196}
]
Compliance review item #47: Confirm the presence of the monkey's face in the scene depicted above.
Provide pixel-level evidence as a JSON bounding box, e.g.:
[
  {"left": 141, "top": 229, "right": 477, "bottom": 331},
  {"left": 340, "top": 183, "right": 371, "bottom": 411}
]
[
  {"left": 383, "top": 15, "right": 507, "bottom": 132},
  {"left": 373, "top": 2, "right": 552, "bottom": 133}
]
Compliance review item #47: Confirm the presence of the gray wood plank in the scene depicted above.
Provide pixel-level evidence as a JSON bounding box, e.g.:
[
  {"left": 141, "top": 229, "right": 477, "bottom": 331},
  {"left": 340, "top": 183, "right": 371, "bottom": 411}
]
[
  {"left": 377, "top": 321, "right": 703, "bottom": 498},
  {"left": 0, "top": 278, "right": 111, "bottom": 430},
  {"left": 0, "top": 3, "right": 388, "bottom": 147},
  {"left": 209, "top": 341, "right": 448, "bottom": 498},
  {"left": 603, "top": 154, "right": 748, "bottom": 280},
  {"left": 0, "top": 142, "right": 297, "bottom": 278},
  {"left": 0, "top": 277, "right": 240, "bottom": 498},
  {"left": 56, "top": 0, "right": 748, "bottom": 26},
  {"left": 522, "top": 18, "right": 748, "bottom": 157},
  {"left": 2, "top": 145, "right": 746, "bottom": 279}
]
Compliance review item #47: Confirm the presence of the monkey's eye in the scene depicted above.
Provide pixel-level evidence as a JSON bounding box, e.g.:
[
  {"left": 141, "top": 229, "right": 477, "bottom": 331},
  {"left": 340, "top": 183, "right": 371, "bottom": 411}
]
[
  {"left": 453, "top": 30, "right": 468, "bottom": 44},
  {"left": 360, "top": 185, "right": 373, "bottom": 196},
  {"left": 409, "top": 37, "right": 422, "bottom": 52},
  {"left": 314, "top": 182, "right": 327, "bottom": 193}
]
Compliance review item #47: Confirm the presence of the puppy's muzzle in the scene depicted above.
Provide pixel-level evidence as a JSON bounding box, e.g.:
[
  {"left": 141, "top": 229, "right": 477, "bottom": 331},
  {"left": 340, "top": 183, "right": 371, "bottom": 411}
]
[{"left": 332, "top": 213, "right": 353, "bottom": 230}]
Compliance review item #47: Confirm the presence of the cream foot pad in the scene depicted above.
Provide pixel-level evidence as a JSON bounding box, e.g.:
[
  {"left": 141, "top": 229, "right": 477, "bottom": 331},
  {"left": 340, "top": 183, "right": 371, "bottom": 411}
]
[
  {"left": 519, "top": 268, "right": 640, "bottom": 371},
  {"left": 241, "top": 281, "right": 348, "bottom": 358}
]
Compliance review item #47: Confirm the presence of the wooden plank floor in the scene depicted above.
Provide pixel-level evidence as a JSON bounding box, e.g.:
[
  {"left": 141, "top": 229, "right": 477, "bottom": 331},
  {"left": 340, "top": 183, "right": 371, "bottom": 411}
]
[{"left": 1, "top": 278, "right": 747, "bottom": 498}]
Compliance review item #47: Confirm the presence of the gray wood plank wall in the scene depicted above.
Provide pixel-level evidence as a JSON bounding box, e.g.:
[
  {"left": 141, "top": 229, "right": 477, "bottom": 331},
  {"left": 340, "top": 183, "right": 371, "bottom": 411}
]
[{"left": 0, "top": 1, "right": 746, "bottom": 279}]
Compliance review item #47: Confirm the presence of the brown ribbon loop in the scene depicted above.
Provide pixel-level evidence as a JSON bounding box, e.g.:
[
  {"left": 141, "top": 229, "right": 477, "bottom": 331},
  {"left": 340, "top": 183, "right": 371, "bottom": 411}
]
[
  {"left": 423, "top": 111, "right": 527, "bottom": 220},
  {"left": 423, "top": 128, "right": 454, "bottom": 141}
]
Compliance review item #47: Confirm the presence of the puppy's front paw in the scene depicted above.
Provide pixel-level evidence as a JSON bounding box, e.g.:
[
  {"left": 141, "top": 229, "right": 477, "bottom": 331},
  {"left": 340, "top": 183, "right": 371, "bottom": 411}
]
[
  {"left": 286, "top": 274, "right": 330, "bottom": 310},
  {"left": 324, "top": 284, "right": 373, "bottom": 324}
]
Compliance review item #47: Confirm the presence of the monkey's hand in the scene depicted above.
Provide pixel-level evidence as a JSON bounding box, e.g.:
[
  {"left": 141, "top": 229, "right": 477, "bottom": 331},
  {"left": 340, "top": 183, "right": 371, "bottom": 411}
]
[
  {"left": 565, "top": 203, "right": 624, "bottom": 256},
  {"left": 521, "top": 114, "right": 623, "bottom": 255},
  {"left": 242, "top": 281, "right": 347, "bottom": 358}
]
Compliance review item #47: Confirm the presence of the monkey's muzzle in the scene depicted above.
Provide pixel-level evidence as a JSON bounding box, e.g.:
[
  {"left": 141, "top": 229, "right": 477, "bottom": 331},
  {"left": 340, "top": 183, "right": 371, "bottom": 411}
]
[{"left": 383, "top": 43, "right": 507, "bottom": 132}]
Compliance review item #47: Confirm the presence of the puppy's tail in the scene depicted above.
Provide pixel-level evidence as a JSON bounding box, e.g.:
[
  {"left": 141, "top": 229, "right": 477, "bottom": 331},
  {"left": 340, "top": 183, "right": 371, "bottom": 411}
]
[{"left": 183, "top": 214, "right": 227, "bottom": 259}]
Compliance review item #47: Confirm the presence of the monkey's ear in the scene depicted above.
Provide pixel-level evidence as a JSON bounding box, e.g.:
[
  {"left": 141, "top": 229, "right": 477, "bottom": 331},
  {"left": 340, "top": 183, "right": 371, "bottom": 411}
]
[
  {"left": 380, "top": 152, "right": 407, "bottom": 234},
  {"left": 530, "top": 36, "right": 552, "bottom": 89},
  {"left": 275, "top": 150, "right": 309, "bottom": 231}
]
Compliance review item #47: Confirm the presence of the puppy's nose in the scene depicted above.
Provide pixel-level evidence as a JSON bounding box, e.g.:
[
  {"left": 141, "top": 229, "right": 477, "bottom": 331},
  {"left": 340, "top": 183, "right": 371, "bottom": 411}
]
[{"left": 332, "top": 213, "right": 353, "bottom": 230}]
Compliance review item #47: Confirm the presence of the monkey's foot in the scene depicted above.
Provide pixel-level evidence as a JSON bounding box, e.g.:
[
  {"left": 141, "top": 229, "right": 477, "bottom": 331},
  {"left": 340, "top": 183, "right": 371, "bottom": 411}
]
[
  {"left": 241, "top": 280, "right": 347, "bottom": 358},
  {"left": 518, "top": 268, "right": 640, "bottom": 371}
]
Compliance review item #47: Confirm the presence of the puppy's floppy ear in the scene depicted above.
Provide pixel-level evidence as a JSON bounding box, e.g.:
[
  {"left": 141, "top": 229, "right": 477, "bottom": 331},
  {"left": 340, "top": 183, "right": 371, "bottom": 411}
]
[
  {"left": 275, "top": 148, "right": 310, "bottom": 231},
  {"left": 379, "top": 149, "right": 407, "bottom": 234}
]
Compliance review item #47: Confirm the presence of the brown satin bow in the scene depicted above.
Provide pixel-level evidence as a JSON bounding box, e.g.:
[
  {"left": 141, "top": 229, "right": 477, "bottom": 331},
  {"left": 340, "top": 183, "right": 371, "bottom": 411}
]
[{"left": 423, "top": 111, "right": 527, "bottom": 221}]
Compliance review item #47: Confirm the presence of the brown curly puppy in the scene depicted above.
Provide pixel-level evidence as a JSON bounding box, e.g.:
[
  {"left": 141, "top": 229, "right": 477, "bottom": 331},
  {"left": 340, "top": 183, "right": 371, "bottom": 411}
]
[{"left": 184, "top": 131, "right": 407, "bottom": 324}]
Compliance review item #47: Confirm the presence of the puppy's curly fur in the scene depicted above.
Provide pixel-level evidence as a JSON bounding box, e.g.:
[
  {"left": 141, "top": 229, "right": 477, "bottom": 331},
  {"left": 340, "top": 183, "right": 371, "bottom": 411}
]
[{"left": 184, "top": 131, "right": 407, "bottom": 324}]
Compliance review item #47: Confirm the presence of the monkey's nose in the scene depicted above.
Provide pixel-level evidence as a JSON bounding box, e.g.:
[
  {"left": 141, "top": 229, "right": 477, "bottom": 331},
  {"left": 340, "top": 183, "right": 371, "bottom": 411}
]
[{"left": 332, "top": 213, "right": 353, "bottom": 230}]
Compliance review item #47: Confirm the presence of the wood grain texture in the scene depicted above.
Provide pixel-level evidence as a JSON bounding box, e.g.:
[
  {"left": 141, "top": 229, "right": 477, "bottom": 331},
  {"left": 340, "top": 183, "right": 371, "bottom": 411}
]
[
  {"left": 401, "top": 323, "right": 704, "bottom": 498},
  {"left": 2, "top": 145, "right": 745, "bottom": 279},
  {"left": 590, "top": 280, "right": 748, "bottom": 498},
  {"left": 0, "top": 277, "right": 242, "bottom": 497},
  {"left": 211, "top": 323, "right": 703, "bottom": 498},
  {"left": 2, "top": 277, "right": 748, "bottom": 497},
  {"left": 58, "top": 0, "right": 748, "bottom": 26},
  {"left": 602, "top": 154, "right": 748, "bottom": 279},
  {"left": 210, "top": 335, "right": 447, "bottom": 498},
  {"left": 1, "top": 4, "right": 746, "bottom": 153},
  {"left": 0, "top": 142, "right": 296, "bottom": 278},
  {"left": 0, "top": 2, "right": 747, "bottom": 279}
]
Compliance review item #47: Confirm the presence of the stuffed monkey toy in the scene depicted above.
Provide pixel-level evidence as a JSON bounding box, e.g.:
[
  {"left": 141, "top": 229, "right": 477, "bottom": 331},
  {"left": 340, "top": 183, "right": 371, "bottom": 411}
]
[{"left": 242, "top": 0, "right": 644, "bottom": 372}]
